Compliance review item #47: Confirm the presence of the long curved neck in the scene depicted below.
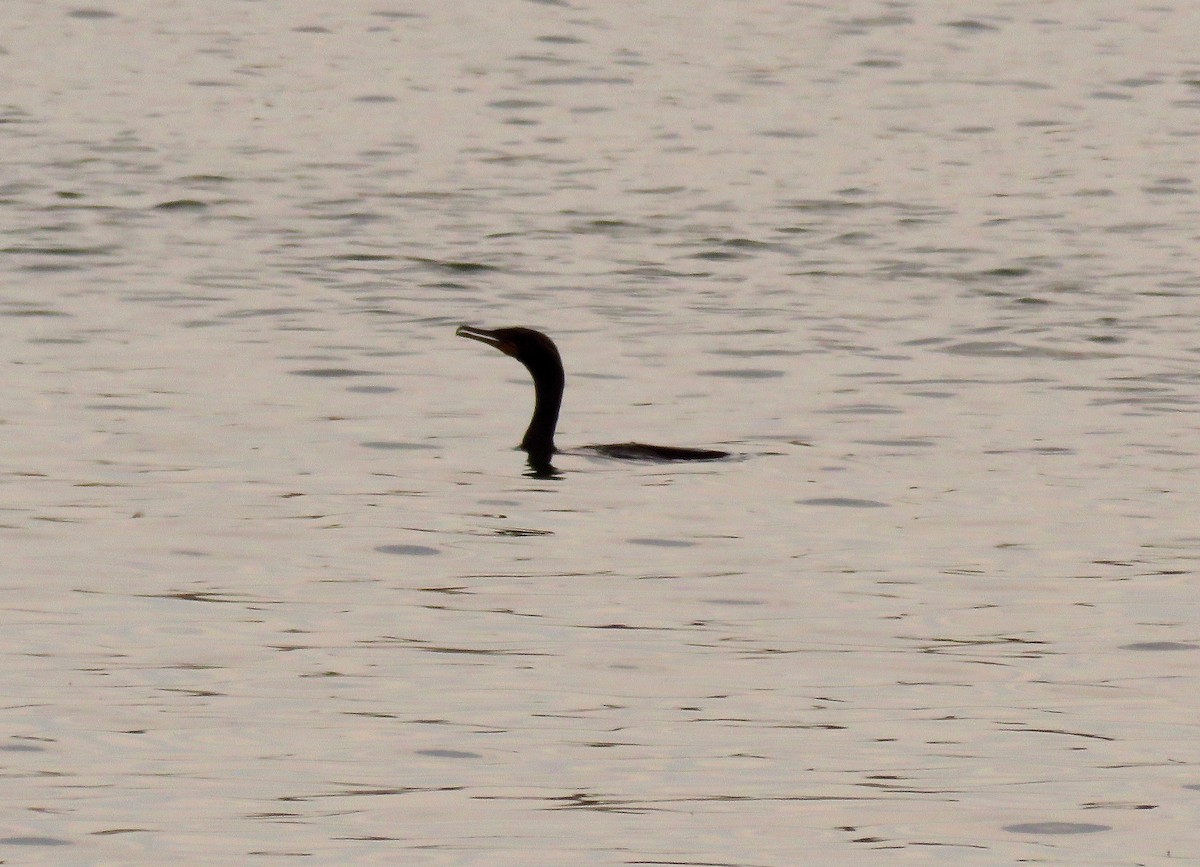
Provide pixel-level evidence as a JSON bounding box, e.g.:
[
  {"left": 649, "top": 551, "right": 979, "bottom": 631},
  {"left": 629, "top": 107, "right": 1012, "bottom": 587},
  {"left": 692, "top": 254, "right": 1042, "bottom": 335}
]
[{"left": 519, "top": 359, "right": 564, "bottom": 463}]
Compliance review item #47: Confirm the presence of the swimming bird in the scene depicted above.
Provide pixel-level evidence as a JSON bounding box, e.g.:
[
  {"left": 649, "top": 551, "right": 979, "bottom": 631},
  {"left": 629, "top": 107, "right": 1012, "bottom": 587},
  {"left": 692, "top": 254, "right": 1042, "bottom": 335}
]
[{"left": 456, "top": 325, "right": 730, "bottom": 473}]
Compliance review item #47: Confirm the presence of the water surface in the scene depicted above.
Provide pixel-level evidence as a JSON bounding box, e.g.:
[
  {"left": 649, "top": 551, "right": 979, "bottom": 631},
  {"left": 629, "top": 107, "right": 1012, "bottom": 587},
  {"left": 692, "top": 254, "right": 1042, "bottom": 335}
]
[{"left": 2, "top": 1, "right": 1200, "bottom": 863}]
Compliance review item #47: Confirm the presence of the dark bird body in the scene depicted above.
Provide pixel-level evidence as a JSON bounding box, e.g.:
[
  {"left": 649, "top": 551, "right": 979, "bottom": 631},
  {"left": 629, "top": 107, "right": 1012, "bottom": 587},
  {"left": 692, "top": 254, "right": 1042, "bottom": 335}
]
[{"left": 456, "top": 325, "right": 730, "bottom": 473}]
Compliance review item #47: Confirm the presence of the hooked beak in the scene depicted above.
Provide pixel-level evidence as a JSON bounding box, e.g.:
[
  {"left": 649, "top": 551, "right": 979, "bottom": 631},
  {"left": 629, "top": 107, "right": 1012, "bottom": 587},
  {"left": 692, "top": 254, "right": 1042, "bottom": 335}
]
[
  {"left": 456, "top": 325, "right": 514, "bottom": 357},
  {"left": 456, "top": 324, "right": 501, "bottom": 345}
]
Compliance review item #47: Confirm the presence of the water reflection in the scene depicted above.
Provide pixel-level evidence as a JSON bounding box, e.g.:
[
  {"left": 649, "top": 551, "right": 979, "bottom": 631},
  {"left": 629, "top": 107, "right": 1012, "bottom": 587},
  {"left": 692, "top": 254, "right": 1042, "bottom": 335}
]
[{"left": 524, "top": 455, "right": 562, "bottom": 480}]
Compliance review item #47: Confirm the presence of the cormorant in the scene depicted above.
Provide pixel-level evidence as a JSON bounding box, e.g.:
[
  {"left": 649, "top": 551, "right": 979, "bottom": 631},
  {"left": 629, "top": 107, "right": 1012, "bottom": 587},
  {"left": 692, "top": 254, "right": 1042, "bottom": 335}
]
[{"left": 456, "top": 325, "right": 730, "bottom": 473}]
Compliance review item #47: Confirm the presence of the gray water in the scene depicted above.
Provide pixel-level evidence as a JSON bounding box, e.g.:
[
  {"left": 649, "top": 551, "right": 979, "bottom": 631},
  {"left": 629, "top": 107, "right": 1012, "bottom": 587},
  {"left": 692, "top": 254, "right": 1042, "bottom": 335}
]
[{"left": 2, "top": 2, "right": 1199, "bottom": 864}]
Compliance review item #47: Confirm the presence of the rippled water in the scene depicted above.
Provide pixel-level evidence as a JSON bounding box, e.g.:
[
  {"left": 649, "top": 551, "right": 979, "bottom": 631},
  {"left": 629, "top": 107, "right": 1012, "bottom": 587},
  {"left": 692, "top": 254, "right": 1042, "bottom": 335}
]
[{"left": 3, "top": 1, "right": 1200, "bottom": 863}]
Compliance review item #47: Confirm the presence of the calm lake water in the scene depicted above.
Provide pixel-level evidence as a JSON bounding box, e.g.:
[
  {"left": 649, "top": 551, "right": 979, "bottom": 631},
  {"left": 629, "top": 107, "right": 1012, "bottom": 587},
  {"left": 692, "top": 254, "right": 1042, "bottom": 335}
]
[{"left": 3, "top": 1, "right": 1200, "bottom": 863}]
